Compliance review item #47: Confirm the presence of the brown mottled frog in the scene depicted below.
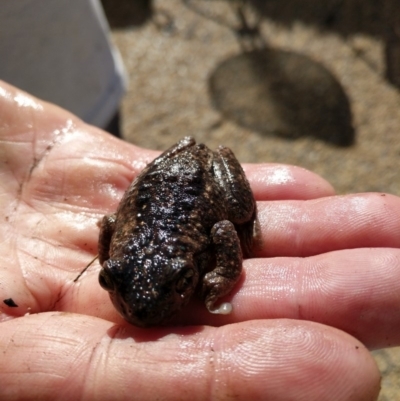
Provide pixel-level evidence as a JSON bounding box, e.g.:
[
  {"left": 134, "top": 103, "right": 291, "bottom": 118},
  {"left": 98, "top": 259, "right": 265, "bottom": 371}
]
[{"left": 98, "top": 136, "right": 257, "bottom": 327}]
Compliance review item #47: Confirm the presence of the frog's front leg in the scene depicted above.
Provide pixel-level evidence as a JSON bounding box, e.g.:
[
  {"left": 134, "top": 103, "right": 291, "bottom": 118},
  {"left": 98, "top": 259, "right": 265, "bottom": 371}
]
[
  {"left": 98, "top": 214, "right": 116, "bottom": 265},
  {"left": 201, "top": 220, "right": 242, "bottom": 315}
]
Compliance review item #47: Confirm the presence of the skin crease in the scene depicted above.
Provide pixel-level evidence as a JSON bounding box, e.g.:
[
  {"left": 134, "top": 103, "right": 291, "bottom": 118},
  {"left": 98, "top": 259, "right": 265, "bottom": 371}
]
[{"left": 1, "top": 80, "right": 397, "bottom": 400}]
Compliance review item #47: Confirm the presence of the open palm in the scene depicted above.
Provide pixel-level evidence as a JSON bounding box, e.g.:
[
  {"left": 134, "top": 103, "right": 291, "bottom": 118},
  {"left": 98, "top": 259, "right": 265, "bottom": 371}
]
[{"left": 2, "top": 80, "right": 398, "bottom": 400}]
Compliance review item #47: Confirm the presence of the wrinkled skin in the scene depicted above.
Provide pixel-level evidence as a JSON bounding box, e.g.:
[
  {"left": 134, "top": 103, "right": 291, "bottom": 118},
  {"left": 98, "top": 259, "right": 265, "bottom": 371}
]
[
  {"left": 98, "top": 136, "right": 257, "bottom": 326},
  {"left": 4, "top": 80, "right": 400, "bottom": 400}
]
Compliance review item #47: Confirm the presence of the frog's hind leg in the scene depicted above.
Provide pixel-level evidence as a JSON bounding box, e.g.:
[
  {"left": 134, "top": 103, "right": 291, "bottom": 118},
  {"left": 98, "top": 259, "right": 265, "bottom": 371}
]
[
  {"left": 213, "top": 146, "right": 255, "bottom": 223},
  {"left": 201, "top": 220, "right": 242, "bottom": 315},
  {"left": 213, "top": 146, "right": 258, "bottom": 257}
]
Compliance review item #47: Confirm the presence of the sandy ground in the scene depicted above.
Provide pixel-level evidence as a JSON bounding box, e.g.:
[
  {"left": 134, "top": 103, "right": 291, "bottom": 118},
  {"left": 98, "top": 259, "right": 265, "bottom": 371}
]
[{"left": 102, "top": 1, "right": 400, "bottom": 399}]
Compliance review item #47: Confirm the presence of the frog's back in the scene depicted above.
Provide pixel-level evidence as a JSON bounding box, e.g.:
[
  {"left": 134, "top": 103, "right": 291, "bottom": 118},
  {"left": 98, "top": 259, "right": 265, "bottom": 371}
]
[{"left": 111, "top": 142, "right": 223, "bottom": 257}]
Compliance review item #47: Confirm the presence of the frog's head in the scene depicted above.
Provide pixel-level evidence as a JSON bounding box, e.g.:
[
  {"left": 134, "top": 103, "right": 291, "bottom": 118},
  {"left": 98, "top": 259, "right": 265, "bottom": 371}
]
[{"left": 99, "top": 256, "right": 199, "bottom": 327}]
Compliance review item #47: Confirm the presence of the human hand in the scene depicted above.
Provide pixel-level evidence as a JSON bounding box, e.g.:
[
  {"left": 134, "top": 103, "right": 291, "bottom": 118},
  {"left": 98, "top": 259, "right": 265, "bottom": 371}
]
[{"left": 1, "top": 80, "right": 395, "bottom": 400}]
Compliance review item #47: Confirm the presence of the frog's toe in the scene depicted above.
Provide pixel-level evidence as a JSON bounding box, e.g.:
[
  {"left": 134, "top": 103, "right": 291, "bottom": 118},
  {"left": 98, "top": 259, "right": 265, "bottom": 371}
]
[{"left": 207, "top": 301, "right": 233, "bottom": 315}]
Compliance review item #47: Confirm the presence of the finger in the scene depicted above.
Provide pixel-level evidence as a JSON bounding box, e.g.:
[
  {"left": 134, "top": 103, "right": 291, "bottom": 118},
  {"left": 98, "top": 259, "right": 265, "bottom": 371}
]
[
  {"left": 243, "top": 163, "right": 335, "bottom": 200},
  {"left": 257, "top": 192, "right": 400, "bottom": 257},
  {"left": 0, "top": 313, "right": 380, "bottom": 401},
  {"left": 173, "top": 247, "right": 400, "bottom": 350},
  {"left": 63, "top": 246, "right": 400, "bottom": 350}
]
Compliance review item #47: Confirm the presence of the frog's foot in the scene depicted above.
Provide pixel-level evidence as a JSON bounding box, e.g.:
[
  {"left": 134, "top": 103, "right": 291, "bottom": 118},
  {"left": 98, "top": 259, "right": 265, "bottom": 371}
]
[
  {"left": 202, "top": 272, "right": 236, "bottom": 315},
  {"left": 201, "top": 220, "right": 242, "bottom": 316}
]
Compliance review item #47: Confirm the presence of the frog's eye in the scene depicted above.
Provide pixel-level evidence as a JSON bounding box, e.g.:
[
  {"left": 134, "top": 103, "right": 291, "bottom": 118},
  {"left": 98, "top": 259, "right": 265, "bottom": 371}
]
[
  {"left": 175, "top": 268, "right": 195, "bottom": 294},
  {"left": 99, "top": 269, "right": 114, "bottom": 291}
]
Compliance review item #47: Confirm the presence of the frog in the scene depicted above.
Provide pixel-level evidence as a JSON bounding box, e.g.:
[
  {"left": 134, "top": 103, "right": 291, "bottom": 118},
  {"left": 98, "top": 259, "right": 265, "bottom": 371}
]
[{"left": 98, "top": 136, "right": 258, "bottom": 327}]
